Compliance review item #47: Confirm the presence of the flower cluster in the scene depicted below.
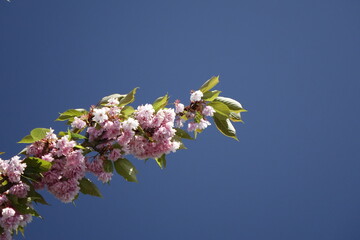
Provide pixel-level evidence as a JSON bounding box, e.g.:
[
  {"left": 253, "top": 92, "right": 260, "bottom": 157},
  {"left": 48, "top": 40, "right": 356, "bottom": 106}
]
[
  {"left": 0, "top": 157, "right": 32, "bottom": 240},
  {"left": 175, "top": 90, "right": 215, "bottom": 132},
  {"left": 26, "top": 129, "right": 86, "bottom": 203}
]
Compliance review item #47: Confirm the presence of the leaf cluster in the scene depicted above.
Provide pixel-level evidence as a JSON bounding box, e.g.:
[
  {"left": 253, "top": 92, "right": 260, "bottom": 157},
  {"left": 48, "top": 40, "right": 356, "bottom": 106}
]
[{"left": 199, "top": 76, "right": 246, "bottom": 140}]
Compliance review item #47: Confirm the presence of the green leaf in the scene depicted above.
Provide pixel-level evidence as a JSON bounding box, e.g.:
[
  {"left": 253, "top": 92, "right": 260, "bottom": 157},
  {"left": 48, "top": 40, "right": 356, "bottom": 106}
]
[
  {"left": 30, "top": 128, "right": 51, "bottom": 142},
  {"left": 199, "top": 76, "right": 219, "bottom": 93},
  {"left": 119, "top": 88, "right": 138, "bottom": 107},
  {"left": 98, "top": 93, "right": 126, "bottom": 106},
  {"left": 79, "top": 178, "right": 102, "bottom": 197},
  {"left": 152, "top": 94, "right": 169, "bottom": 112},
  {"left": 74, "top": 145, "right": 85, "bottom": 150},
  {"left": 121, "top": 106, "right": 135, "bottom": 117},
  {"left": 103, "top": 159, "right": 114, "bottom": 173},
  {"left": 1, "top": 179, "right": 8, "bottom": 186},
  {"left": 208, "top": 101, "right": 231, "bottom": 117},
  {"left": 214, "top": 96, "right": 245, "bottom": 113},
  {"left": 178, "top": 142, "right": 187, "bottom": 150},
  {"left": 114, "top": 158, "right": 138, "bottom": 182},
  {"left": 213, "top": 113, "right": 238, "bottom": 141},
  {"left": 18, "top": 135, "right": 35, "bottom": 144},
  {"left": 202, "top": 90, "right": 222, "bottom": 101},
  {"left": 23, "top": 157, "right": 53, "bottom": 173},
  {"left": 70, "top": 132, "right": 87, "bottom": 140},
  {"left": 7, "top": 195, "right": 41, "bottom": 217},
  {"left": 229, "top": 112, "right": 243, "bottom": 122},
  {"left": 155, "top": 154, "right": 166, "bottom": 169},
  {"left": 175, "top": 128, "right": 194, "bottom": 140},
  {"left": 18, "top": 226, "right": 25, "bottom": 237},
  {"left": 27, "top": 188, "right": 49, "bottom": 205},
  {"left": 56, "top": 109, "right": 88, "bottom": 121}
]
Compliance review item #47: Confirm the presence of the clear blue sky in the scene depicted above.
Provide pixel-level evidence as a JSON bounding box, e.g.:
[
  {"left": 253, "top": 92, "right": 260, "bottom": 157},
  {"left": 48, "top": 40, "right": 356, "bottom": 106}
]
[{"left": 1, "top": 1, "right": 360, "bottom": 239}]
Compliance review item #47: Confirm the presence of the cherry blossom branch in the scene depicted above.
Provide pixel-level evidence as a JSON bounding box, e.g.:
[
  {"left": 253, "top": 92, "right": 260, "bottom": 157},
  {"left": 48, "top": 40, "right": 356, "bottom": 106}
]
[{"left": 0, "top": 76, "right": 246, "bottom": 240}]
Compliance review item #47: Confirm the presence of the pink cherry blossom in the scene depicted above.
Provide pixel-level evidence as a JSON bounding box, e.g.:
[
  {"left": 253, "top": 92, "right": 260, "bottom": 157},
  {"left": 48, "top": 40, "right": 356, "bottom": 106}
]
[
  {"left": 202, "top": 105, "right": 215, "bottom": 116},
  {"left": 8, "top": 182, "right": 30, "bottom": 198},
  {"left": 190, "top": 90, "right": 203, "bottom": 102},
  {"left": 71, "top": 117, "right": 87, "bottom": 129},
  {"left": 92, "top": 108, "right": 109, "bottom": 123}
]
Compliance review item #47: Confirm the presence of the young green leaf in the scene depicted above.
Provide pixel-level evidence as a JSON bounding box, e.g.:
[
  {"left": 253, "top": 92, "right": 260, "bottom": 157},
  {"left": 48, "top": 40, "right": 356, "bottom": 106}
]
[
  {"left": 155, "top": 154, "right": 166, "bottom": 169},
  {"left": 69, "top": 132, "right": 87, "bottom": 140},
  {"left": 121, "top": 106, "right": 135, "bottom": 117},
  {"left": 213, "top": 113, "right": 238, "bottom": 141},
  {"left": 153, "top": 94, "right": 169, "bottom": 112},
  {"left": 79, "top": 178, "right": 102, "bottom": 197},
  {"left": 214, "top": 96, "right": 245, "bottom": 113},
  {"left": 114, "top": 158, "right": 138, "bottom": 182},
  {"left": 208, "top": 101, "right": 231, "bottom": 117},
  {"left": 30, "top": 128, "right": 51, "bottom": 142},
  {"left": 56, "top": 109, "right": 88, "bottom": 121},
  {"left": 202, "top": 90, "right": 222, "bottom": 101},
  {"left": 18, "top": 135, "right": 35, "bottom": 144},
  {"left": 23, "top": 157, "right": 53, "bottom": 173},
  {"left": 175, "top": 128, "right": 194, "bottom": 140},
  {"left": 199, "top": 76, "right": 219, "bottom": 93},
  {"left": 119, "top": 88, "right": 138, "bottom": 107},
  {"left": 74, "top": 145, "right": 85, "bottom": 150}
]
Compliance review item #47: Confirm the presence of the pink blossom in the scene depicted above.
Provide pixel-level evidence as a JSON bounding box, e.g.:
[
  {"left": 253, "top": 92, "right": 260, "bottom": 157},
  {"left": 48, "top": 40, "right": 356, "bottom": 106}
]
[
  {"left": 135, "top": 104, "right": 155, "bottom": 128},
  {"left": 0, "top": 231, "right": 11, "bottom": 240},
  {"left": 0, "top": 195, "right": 8, "bottom": 205},
  {"left": 187, "top": 122, "right": 198, "bottom": 132},
  {"left": 19, "top": 214, "right": 32, "bottom": 227},
  {"left": 190, "top": 90, "right": 203, "bottom": 102},
  {"left": 63, "top": 150, "right": 86, "bottom": 180},
  {"left": 160, "top": 109, "right": 175, "bottom": 126},
  {"left": 45, "top": 128, "right": 58, "bottom": 141},
  {"left": 92, "top": 108, "right": 109, "bottom": 123},
  {"left": 0, "top": 213, "right": 23, "bottom": 231},
  {"left": 97, "top": 172, "right": 113, "bottom": 183},
  {"left": 41, "top": 153, "right": 54, "bottom": 162},
  {"left": 198, "top": 119, "right": 211, "bottom": 130},
  {"left": 154, "top": 113, "right": 167, "bottom": 128},
  {"left": 5, "top": 156, "right": 26, "bottom": 183},
  {"left": 108, "top": 106, "right": 121, "bottom": 116},
  {"left": 103, "top": 120, "right": 121, "bottom": 140},
  {"left": 8, "top": 182, "right": 30, "bottom": 198},
  {"left": 175, "top": 118, "right": 185, "bottom": 128},
  {"left": 108, "top": 149, "right": 122, "bottom": 161},
  {"left": 71, "top": 117, "right": 87, "bottom": 129},
  {"left": 1, "top": 208, "right": 15, "bottom": 219},
  {"left": 87, "top": 126, "right": 104, "bottom": 142},
  {"left": 86, "top": 156, "right": 113, "bottom": 183},
  {"left": 153, "top": 125, "right": 175, "bottom": 142},
  {"left": 202, "top": 106, "right": 215, "bottom": 116},
  {"left": 42, "top": 170, "right": 61, "bottom": 185},
  {"left": 26, "top": 141, "right": 45, "bottom": 156},
  {"left": 175, "top": 102, "right": 185, "bottom": 113},
  {"left": 48, "top": 178, "right": 80, "bottom": 203},
  {"left": 55, "top": 136, "right": 76, "bottom": 157},
  {"left": 117, "top": 129, "right": 134, "bottom": 146}
]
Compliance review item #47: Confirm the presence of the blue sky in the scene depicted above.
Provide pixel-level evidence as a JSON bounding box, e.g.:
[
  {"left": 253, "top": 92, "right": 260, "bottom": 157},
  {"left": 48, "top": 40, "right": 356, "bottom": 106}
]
[{"left": 1, "top": 1, "right": 360, "bottom": 239}]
